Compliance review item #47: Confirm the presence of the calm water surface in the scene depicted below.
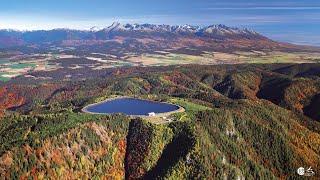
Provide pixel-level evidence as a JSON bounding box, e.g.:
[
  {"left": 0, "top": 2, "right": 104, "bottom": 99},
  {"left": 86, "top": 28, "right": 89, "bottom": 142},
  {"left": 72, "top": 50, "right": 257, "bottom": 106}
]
[{"left": 84, "top": 98, "right": 179, "bottom": 116}]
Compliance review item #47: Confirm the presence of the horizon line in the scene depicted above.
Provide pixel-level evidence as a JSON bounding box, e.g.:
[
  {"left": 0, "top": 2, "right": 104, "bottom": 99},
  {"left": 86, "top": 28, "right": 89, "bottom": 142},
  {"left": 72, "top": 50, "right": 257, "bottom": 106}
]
[{"left": 0, "top": 22, "right": 254, "bottom": 31}]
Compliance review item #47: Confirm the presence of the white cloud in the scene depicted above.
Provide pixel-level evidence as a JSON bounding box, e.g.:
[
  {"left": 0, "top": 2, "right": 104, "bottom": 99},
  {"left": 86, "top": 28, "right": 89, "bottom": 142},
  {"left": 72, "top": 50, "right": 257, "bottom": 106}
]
[
  {"left": 205, "top": 6, "right": 320, "bottom": 10},
  {"left": 0, "top": 15, "right": 174, "bottom": 30}
]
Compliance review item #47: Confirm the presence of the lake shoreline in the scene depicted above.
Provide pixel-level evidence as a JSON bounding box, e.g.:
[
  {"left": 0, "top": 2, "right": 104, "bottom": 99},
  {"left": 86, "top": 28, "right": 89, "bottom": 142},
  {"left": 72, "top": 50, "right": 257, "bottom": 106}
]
[{"left": 82, "top": 96, "right": 185, "bottom": 118}]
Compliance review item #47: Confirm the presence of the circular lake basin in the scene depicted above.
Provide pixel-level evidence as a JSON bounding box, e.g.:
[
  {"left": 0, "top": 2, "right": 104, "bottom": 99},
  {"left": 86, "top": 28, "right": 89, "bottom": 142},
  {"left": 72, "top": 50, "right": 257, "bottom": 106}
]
[{"left": 83, "top": 97, "right": 181, "bottom": 116}]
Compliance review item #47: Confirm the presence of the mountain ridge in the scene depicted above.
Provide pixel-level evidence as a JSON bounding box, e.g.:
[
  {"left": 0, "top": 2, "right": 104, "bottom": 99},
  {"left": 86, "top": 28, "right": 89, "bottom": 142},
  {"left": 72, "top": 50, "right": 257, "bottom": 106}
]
[
  {"left": 0, "top": 22, "right": 260, "bottom": 35},
  {"left": 0, "top": 22, "right": 267, "bottom": 47},
  {"left": 1, "top": 22, "right": 320, "bottom": 54}
]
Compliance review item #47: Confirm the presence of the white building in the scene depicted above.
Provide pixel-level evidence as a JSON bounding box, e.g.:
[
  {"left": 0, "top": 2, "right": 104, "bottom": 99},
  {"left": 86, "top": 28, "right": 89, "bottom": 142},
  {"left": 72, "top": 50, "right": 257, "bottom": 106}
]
[{"left": 148, "top": 112, "right": 156, "bottom": 117}]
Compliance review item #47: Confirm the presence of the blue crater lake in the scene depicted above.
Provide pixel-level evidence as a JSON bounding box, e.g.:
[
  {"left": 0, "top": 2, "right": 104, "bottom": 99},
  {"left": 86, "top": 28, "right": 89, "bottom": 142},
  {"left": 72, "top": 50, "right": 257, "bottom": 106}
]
[{"left": 83, "top": 97, "right": 180, "bottom": 116}]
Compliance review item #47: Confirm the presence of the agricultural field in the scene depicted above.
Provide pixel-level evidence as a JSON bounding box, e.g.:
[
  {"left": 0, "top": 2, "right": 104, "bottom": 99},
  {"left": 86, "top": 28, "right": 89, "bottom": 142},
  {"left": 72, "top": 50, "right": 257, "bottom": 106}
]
[{"left": 1, "top": 50, "right": 319, "bottom": 82}]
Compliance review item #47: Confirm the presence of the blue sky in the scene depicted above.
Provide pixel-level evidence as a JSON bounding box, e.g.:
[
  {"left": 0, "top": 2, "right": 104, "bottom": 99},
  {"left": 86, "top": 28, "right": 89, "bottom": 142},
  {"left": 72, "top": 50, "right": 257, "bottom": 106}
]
[{"left": 0, "top": 0, "right": 320, "bottom": 46}]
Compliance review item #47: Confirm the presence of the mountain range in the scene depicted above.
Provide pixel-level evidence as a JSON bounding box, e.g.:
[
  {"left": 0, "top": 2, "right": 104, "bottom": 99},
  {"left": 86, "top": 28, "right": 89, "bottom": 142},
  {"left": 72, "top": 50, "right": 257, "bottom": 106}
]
[
  {"left": 0, "top": 22, "right": 279, "bottom": 48},
  {"left": 2, "top": 22, "right": 318, "bottom": 55},
  {"left": 93, "top": 22, "right": 260, "bottom": 36}
]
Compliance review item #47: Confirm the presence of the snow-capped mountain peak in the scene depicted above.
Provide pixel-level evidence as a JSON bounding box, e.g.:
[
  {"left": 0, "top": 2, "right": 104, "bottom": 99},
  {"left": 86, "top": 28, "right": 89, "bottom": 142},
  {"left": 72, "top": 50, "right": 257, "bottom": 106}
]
[
  {"left": 95, "top": 22, "right": 260, "bottom": 37},
  {"left": 89, "top": 26, "right": 103, "bottom": 32}
]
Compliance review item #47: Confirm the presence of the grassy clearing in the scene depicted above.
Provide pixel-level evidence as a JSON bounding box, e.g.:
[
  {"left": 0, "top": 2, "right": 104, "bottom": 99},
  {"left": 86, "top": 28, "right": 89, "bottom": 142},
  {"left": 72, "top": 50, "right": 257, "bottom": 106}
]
[
  {"left": 0, "top": 62, "right": 36, "bottom": 81},
  {"left": 0, "top": 72, "right": 17, "bottom": 82},
  {"left": 127, "top": 53, "right": 214, "bottom": 66},
  {"left": 9, "top": 63, "right": 36, "bottom": 69},
  {"left": 242, "top": 52, "right": 320, "bottom": 64},
  {"left": 169, "top": 98, "right": 211, "bottom": 112},
  {"left": 126, "top": 51, "right": 320, "bottom": 66},
  {"left": 0, "top": 74, "right": 10, "bottom": 82},
  {"left": 169, "top": 98, "right": 212, "bottom": 121}
]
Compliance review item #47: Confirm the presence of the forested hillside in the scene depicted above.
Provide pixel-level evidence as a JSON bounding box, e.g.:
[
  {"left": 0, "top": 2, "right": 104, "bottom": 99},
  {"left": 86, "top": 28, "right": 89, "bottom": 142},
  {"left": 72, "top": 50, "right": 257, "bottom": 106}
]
[{"left": 1, "top": 63, "right": 320, "bottom": 179}]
